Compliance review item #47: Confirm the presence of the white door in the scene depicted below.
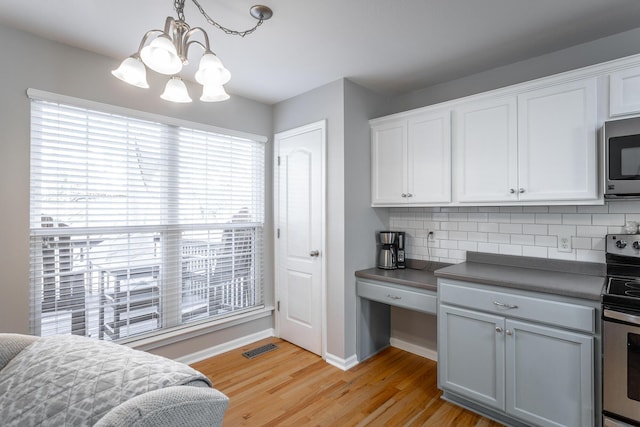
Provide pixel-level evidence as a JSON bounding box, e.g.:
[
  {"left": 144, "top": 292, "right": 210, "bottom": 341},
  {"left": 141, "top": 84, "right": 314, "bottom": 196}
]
[
  {"left": 370, "top": 119, "right": 406, "bottom": 205},
  {"left": 517, "top": 78, "right": 598, "bottom": 202},
  {"left": 407, "top": 110, "right": 451, "bottom": 204},
  {"left": 274, "top": 120, "right": 325, "bottom": 356},
  {"left": 453, "top": 96, "right": 518, "bottom": 203}
]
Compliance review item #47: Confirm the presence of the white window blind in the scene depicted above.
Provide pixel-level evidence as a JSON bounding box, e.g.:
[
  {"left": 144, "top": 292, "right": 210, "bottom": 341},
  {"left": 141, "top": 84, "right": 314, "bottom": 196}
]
[{"left": 29, "top": 97, "right": 265, "bottom": 341}]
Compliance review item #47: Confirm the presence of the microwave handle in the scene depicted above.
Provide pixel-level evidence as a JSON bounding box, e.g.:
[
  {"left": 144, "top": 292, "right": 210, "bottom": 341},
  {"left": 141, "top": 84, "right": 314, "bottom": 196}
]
[{"left": 604, "top": 309, "right": 640, "bottom": 326}]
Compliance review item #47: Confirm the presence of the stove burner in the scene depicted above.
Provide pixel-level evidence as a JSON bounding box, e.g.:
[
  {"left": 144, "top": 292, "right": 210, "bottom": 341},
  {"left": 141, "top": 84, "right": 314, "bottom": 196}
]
[{"left": 625, "top": 281, "right": 640, "bottom": 289}]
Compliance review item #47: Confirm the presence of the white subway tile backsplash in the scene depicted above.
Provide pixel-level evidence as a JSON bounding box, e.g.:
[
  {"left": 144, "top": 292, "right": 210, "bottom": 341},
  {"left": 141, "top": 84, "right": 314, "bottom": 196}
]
[
  {"left": 535, "top": 235, "right": 557, "bottom": 247},
  {"left": 468, "top": 213, "right": 489, "bottom": 222},
  {"left": 478, "top": 223, "right": 500, "bottom": 233},
  {"left": 608, "top": 201, "right": 640, "bottom": 214},
  {"left": 522, "top": 246, "right": 548, "bottom": 258},
  {"left": 511, "top": 234, "right": 535, "bottom": 246},
  {"left": 489, "top": 233, "right": 511, "bottom": 244},
  {"left": 592, "top": 214, "right": 624, "bottom": 226},
  {"left": 499, "top": 244, "right": 522, "bottom": 256},
  {"left": 499, "top": 223, "right": 523, "bottom": 234},
  {"left": 562, "top": 214, "right": 592, "bottom": 225},
  {"left": 449, "top": 231, "right": 468, "bottom": 240},
  {"left": 535, "top": 214, "right": 562, "bottom": 224},
  {"left": 548, "top": 206, "right": 577, "bottom": 213},
  {"left": 522, "top": 224, "right": 548, "bottom": 235},
  {"left": 478, "top": 242, "right": 500, "bottom": 253},
  {"left": 548, "top": 248, "right": 577, "bottom": 261},
  {"left": 459, "top": 222, "right": 478, "bottom": 232},
  {"left": 510, "top": 213, "right": 536, "bottom": 224},
  {"left": 523, "top": 206, "right": 549, "bottom": 213},
  {"left": 468, "top": 232, "right": 488, "bottom": 242},
  {"left": 577, "top": 225, "right": 609, "bottom": 238},
  {"left": 488, "top": 213, "right": 511, "bottom": 223},
  {"left": 576, "top": 249, "right": 604, "bottom": 263},
  {"left": 572, "top": 237, "right": 592, "bottom": 250},
  {"left": 548, "top": 225, "right": 577, "bottom": 236},
  {"left": 392, "top": 201, "right": 636, "bottom": 264}
]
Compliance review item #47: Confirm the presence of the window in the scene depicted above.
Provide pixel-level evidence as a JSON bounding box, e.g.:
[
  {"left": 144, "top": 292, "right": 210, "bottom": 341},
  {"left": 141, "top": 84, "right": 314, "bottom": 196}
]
[{"left": 29, "top": 91, "right": 265, "bottom": 341}]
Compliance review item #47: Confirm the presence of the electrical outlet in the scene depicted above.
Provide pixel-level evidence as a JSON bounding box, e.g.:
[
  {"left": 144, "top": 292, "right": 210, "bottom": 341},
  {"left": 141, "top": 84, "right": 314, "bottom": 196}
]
[{"left": 558, "top": 233, "right": 572, "bottom": 253}]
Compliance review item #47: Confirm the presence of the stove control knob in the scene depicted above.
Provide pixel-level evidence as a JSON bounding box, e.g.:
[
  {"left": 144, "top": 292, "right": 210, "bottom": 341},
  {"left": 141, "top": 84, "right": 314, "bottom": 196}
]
[
  {"left": 616, "top": 240, "right": 628, "bottom": 249},
  {"left": 634, "top": 241, "right": 640, "bottom": 250}
]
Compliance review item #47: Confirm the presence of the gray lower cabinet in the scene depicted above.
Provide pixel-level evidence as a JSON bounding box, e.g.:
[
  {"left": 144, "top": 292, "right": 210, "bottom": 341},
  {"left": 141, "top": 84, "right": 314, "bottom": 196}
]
[{"left": 438, "top": 279, "right": 596, "bottom": 427}]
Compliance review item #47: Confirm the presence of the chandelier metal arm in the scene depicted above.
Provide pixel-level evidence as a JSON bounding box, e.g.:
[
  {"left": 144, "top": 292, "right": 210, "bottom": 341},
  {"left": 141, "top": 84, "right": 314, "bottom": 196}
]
[
  {"left": 136, "top": 29, "right": 165, "bottom": 53},
  {"left": 174, "top": 0, "right": 270, "bottom": 38}
]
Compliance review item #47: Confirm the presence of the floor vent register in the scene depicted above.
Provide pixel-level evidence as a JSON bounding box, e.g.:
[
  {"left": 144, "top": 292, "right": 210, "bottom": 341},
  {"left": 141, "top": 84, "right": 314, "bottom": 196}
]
[{"left": 242, "top": 343, "right": 279, "bottom": 359}]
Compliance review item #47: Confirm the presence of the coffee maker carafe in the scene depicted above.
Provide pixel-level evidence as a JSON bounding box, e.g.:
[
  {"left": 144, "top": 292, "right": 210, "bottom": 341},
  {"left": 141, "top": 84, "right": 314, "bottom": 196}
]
[{"left": 378, "top": 231, "right": 398, "bottom": 269}]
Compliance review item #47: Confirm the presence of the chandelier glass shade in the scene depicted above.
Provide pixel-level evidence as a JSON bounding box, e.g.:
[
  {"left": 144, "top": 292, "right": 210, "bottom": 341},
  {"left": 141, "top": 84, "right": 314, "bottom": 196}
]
[{"left": 111, "top": 1, "right": 272, "bottom": 104}]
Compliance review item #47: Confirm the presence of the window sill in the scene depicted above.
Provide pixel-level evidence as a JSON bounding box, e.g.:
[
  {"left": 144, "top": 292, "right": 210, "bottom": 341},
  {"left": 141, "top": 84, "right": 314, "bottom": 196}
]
[{"left": 122, "top": 306, "right": 274, "bottom": 352}]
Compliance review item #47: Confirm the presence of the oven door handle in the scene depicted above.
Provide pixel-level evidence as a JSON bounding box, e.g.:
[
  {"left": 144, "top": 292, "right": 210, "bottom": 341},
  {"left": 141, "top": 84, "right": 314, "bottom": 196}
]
[{"left": 604, "top": 309, "right": 640, "bottom": 326}]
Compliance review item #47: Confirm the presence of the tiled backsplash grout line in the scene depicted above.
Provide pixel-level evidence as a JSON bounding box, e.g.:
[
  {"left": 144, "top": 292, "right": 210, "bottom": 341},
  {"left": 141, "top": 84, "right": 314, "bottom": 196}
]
[{"left": 389, "top": 201, "right": 640, "bottom": 264}]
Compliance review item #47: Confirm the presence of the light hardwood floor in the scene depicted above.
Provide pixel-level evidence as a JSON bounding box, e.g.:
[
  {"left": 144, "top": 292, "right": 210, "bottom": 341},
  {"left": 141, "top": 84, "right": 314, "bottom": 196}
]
[{"left": 191, "top": 337, "right": 504, "bottom": 426}]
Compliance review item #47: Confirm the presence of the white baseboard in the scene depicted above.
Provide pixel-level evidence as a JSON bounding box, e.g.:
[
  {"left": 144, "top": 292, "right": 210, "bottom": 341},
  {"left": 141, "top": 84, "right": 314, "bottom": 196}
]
[
  {"left": 176, "top": 328, "right": 275, "bottom": 365},
  {"left": 390, "top": 337, "right": 437, "bottom": 361},
  {"left": 325, "top": 352, "right": 359, "bottom": 371}
]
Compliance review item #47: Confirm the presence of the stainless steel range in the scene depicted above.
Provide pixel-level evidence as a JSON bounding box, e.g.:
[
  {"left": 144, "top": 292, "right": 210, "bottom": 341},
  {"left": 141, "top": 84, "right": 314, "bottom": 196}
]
[{"left": 603, "top": 234, "right": 640, "bottom": 426}]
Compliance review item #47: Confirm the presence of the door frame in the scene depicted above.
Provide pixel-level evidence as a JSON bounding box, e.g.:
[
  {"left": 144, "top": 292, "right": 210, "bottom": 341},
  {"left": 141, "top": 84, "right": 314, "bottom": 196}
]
[{"left": 273, "top": 119, "right": 327, "bottom": 358}]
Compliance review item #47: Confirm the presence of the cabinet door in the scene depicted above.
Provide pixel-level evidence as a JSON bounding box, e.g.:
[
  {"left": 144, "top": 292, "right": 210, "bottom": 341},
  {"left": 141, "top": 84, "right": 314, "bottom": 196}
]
[
  {"left": 454, "top": 96, "right": 518, "bottom": 203},
  {"left": 371, "top": 120, "right": 406, "bottom": 205},
  {"left": 438, "top": 304, "right": 505, "bottom": 410},
  {"left": 517, "top": 78, "right": 598, "bottom": 202},
  {"left": 610, "top": 65, "right": 640, "bottom": 117},
  {"left": 407, "top": 110, "right": 451, "bottom": 203},
  {"left": 505, "top": 319, "right": 594, "bottom": 427}
]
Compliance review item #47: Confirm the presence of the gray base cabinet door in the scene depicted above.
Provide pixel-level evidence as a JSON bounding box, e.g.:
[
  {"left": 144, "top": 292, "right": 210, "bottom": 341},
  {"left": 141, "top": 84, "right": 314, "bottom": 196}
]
[
  {"left": 439, "top": 305, "right": 595, "bottom": 427},
  {"left": 506, "top": 320, "right": 594, "bottom": 427},
  {"left": 438, "top": 305, "right": 505, "bottom": 410}
]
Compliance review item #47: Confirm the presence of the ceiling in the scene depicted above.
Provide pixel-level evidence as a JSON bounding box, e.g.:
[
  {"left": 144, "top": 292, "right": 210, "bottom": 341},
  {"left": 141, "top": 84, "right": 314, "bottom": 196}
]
[{"left": 2, "top": 0, "right": 640, "bottom": 105}]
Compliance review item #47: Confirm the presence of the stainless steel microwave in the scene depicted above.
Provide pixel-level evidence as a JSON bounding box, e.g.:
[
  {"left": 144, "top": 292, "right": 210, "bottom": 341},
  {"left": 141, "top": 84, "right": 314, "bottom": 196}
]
[{"left": 605, "top": 116, "right": 640, "bottom": 198}]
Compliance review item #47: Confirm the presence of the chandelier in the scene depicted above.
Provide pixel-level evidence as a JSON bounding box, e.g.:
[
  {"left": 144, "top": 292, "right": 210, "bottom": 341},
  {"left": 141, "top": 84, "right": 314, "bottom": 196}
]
[{"left": 112, "top": 0, "right": 273, "bottom": 103}]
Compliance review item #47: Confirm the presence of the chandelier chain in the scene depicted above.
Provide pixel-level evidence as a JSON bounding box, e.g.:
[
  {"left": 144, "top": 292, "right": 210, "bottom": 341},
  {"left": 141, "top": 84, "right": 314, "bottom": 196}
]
[{"left": 174, "top": 0, "right": 264, "bottom": 38}]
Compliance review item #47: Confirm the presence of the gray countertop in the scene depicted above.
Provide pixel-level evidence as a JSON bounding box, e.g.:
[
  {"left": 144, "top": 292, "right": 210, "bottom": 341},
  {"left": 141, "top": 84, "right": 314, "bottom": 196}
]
[
  {"left": 355, "top": 261, "right": 450, "bottom": 292},
  {"left": 355, "top": 253, "right": 607, "bottom": 301}
]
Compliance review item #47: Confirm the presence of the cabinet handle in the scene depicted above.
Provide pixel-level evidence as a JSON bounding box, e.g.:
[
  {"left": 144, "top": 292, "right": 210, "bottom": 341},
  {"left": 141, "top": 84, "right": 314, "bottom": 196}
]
[
  {"left": 407, "top": 193, "right": 413, "bottom": 198},
  {"left": 401, "top": 193, "right": 407, "bottom": 198},
  {"left": 519, "top": 188, "right": 525, "bottom": 194},
  {"left": 506, "top": 329, "right": 513, "bottom": 336},
  {"left": 386, "top": 294, "right": 401, "bottom": 300},
  {"left": 495, "top": 326, "right": 503, "bottom": 333},
  {"left": 493, "top": 300, "right": 518, "bottom": 309},
  {"left": 509, "top": 188, "right": 516, "bottom": 194}
]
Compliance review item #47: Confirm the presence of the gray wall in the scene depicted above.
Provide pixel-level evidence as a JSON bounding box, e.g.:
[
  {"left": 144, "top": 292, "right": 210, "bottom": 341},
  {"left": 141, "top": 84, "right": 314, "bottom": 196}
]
[
  {"left": 343, "top": 80, "right": 389, "bottom": 358},
  {"left": 272, "top": 79, "right": 389, "bottom": 361},
  {"left": 393, "top": 27, "right": 640, "bottom": 113},
  {"left": 273, "top": 80, "right": 348, "bottom": 359},
  {"left": 0, "top": 23, "right": 274, "bottom": 358}
]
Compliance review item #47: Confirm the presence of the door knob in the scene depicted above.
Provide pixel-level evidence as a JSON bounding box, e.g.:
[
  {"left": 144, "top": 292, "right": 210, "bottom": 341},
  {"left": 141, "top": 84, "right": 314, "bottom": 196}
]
[{"left": 309, "top": 250, "right": 320, "bottom": 257}]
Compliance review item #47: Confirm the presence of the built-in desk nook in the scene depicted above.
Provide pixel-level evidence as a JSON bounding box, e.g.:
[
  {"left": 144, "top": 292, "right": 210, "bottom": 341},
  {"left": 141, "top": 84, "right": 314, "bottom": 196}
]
[{"left": 355, "top": 260, "right": 450, "bottom": 361}]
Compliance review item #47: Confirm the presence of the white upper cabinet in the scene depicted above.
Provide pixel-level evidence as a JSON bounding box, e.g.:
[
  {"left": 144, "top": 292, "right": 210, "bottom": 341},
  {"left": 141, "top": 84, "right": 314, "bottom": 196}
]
[
  {"left": 453, "top": 77, "right": 598, "bottom": 204},
  {"left": 454, "top": 96, "right": 518, "bottom": 203},
  {"left": 371, "top": 109, "right": 451, "bottom": 206},
  {"left": 517, "top": 78, "right": 598, "bottom": 202},
  {"left": 610, "top": 65, "right": 640, "bottom": 117},
  {"left": 371, "top": 120, "right": 406, "bottom": 205}
]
